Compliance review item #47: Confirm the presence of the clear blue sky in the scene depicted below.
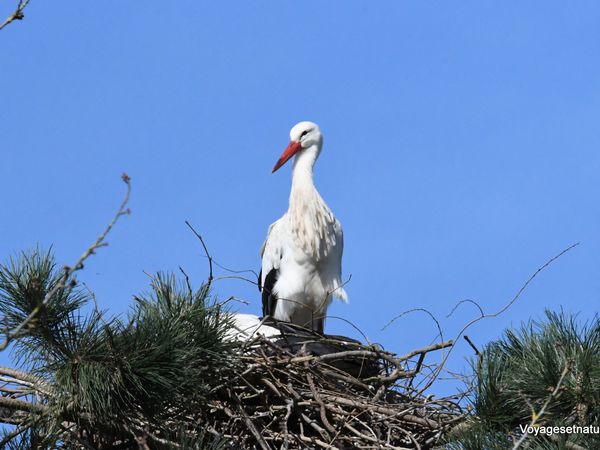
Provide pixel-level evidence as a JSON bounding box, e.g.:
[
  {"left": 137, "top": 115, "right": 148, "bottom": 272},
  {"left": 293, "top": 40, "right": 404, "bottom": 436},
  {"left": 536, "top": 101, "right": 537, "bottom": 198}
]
[{"left": 2, "top": 1, "right": 599, "bottom": 394}]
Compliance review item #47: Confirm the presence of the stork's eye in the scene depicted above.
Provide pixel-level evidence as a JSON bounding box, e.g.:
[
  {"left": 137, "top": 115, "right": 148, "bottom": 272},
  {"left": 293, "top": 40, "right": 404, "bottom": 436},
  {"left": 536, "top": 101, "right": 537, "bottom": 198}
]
[{"left": 300, "top": 130, "right": 310, "bottom": 138}]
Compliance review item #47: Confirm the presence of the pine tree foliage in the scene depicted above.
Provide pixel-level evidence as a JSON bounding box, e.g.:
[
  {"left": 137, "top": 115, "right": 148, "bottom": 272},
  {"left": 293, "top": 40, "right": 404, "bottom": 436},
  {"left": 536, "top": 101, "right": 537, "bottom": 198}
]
[
  {"left": 0, "top": 248, "right": 233, "bottom": 449},
  {"left": 0, "top": 248, "right": 87, "bottom": 363},
  {"left": 445, "top": 310, "right": 600, "bottom": 450}
]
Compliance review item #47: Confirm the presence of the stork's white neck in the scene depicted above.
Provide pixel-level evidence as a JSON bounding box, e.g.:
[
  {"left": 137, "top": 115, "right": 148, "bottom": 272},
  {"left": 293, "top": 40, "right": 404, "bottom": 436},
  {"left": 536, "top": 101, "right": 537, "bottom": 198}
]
[{"left": 290, "top": 144, "right": 319, "bottom": 194}]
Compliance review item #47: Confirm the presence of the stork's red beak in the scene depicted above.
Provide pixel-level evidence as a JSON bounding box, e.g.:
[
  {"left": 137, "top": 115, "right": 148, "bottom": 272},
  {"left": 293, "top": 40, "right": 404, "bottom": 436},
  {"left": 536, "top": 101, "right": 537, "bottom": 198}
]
[{"left": 272, "top": 140, "right": 302, "bottom": 173}]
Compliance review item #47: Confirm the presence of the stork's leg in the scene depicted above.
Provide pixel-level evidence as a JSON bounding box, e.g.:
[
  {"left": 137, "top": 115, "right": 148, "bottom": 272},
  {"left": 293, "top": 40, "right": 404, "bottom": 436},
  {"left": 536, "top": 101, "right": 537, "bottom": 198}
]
[
  {"left": 294, "top": 309, "right": 325, "bottom": 332},
  {"left": 313, "top": 315, "right": 325, "bottom": 334}
]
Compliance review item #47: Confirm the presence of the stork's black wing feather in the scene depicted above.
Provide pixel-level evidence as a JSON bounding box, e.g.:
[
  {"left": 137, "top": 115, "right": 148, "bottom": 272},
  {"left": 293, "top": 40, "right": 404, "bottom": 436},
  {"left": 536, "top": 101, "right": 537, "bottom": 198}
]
[
  {"left": 257, "top": 269, "right": 262, "bottom": 292},
  {"left": 261, "top": 268, "right": 279, "bottom": 317}
]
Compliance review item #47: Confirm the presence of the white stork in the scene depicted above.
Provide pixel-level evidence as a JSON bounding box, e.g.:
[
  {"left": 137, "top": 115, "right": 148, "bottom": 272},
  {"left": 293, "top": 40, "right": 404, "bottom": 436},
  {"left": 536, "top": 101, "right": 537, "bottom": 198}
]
[{"left": 258, "top": 121, "right": 347, "bottom": 333}]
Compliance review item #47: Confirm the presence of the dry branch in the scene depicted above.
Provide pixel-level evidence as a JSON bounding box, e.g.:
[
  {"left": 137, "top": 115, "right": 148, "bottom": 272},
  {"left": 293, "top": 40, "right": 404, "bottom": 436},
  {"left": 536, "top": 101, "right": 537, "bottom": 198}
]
[
  {"left": 417, "top": 242, "right": 579, "bottom": 394},
  {"left": 0, "top": 173, "right": 131, "bottom": 352},
  {"left": 0, "top": 0, "right": 32, "bottom": 31}
]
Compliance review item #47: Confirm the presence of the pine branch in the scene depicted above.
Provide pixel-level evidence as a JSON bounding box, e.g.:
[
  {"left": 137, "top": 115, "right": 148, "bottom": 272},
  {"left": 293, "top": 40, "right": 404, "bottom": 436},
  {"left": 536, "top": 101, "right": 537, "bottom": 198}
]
[{"left": 511, "top": 363, "right": 570, "bottom": 450}]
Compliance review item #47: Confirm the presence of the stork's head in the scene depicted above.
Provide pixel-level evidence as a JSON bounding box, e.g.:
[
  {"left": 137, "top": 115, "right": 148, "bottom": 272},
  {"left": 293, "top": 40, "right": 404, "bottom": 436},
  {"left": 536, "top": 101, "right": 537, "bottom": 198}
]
[{"left": 272, "top": 121, "right": 322, "bottom": 173}]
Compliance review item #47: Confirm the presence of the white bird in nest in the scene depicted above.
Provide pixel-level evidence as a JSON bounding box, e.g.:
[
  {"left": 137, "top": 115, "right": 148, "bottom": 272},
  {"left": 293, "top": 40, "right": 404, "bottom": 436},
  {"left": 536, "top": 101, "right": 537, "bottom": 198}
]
[
  {"left": 258, "top": 121, "right": 347, "bottom": 333},
  {"left": 226, "top": 314, "right": 375, "bottom": 379}
]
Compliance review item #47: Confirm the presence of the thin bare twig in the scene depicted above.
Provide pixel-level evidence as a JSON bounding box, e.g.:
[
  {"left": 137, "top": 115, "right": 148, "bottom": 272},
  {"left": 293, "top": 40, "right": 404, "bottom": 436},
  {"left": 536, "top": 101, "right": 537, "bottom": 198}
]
[
  {"left": 185, "top": 221, "right": 213, "bottom": 290},
  {"left": 0, "top": 0, "right": 31, "bottom": 31},
  {"left": 233, "top": 391, "right": 272, "bottom": 450},
  {"left": 446, "top": 299, "right": 484, "bottom": 319},
  {"left": 418, "top": 242, "right": 579, "bottom": 394},
  {"left": 463, "top": 335, "right": 480, "bottom": 356},
  {"left": 382, "top": 307, "right": 445, "bottom": 350},
  {"left": 0, "top": 174, "right": 131, "bottom": 351}
]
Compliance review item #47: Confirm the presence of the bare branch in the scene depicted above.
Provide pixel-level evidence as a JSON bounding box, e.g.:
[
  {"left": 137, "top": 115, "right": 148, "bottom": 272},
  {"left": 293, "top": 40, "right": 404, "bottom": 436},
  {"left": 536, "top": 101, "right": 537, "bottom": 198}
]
[
  {"left": 382, "top": 307, "right": 445, "bottom": 348},
  {"left": 0, "top": 0, "right": 31, "bottom": 32},
  {"left": 185, "top": 220, "right": 213, "bottom": 290},
  {"left": 0, "top": 173, "right": 131, "bottom": 351},
  {"left": 417, "top": 242, "right": 579, "bottom": 394},
  {"left": 462, "top": 335, "right": 480, "bottom": 356}
]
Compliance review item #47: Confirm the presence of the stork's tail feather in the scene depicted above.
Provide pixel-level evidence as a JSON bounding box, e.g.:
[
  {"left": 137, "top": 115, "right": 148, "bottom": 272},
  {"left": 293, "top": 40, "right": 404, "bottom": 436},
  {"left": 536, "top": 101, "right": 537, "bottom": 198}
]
[{"left": 332, "top": 284, "right": 348, "bottom": 303}]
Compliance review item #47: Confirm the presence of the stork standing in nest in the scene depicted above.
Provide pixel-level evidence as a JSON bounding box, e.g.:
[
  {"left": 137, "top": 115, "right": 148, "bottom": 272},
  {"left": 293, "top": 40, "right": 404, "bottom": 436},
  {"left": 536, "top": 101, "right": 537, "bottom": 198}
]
[{"left": 259, "top": 121, "right": 347, "bottom": 333}]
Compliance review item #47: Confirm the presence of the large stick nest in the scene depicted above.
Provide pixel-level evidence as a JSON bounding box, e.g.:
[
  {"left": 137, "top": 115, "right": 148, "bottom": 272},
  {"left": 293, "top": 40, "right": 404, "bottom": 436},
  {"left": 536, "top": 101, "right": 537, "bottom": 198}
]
[{"left": 205, "top": 331, "right": 465, "bottom": 449}]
